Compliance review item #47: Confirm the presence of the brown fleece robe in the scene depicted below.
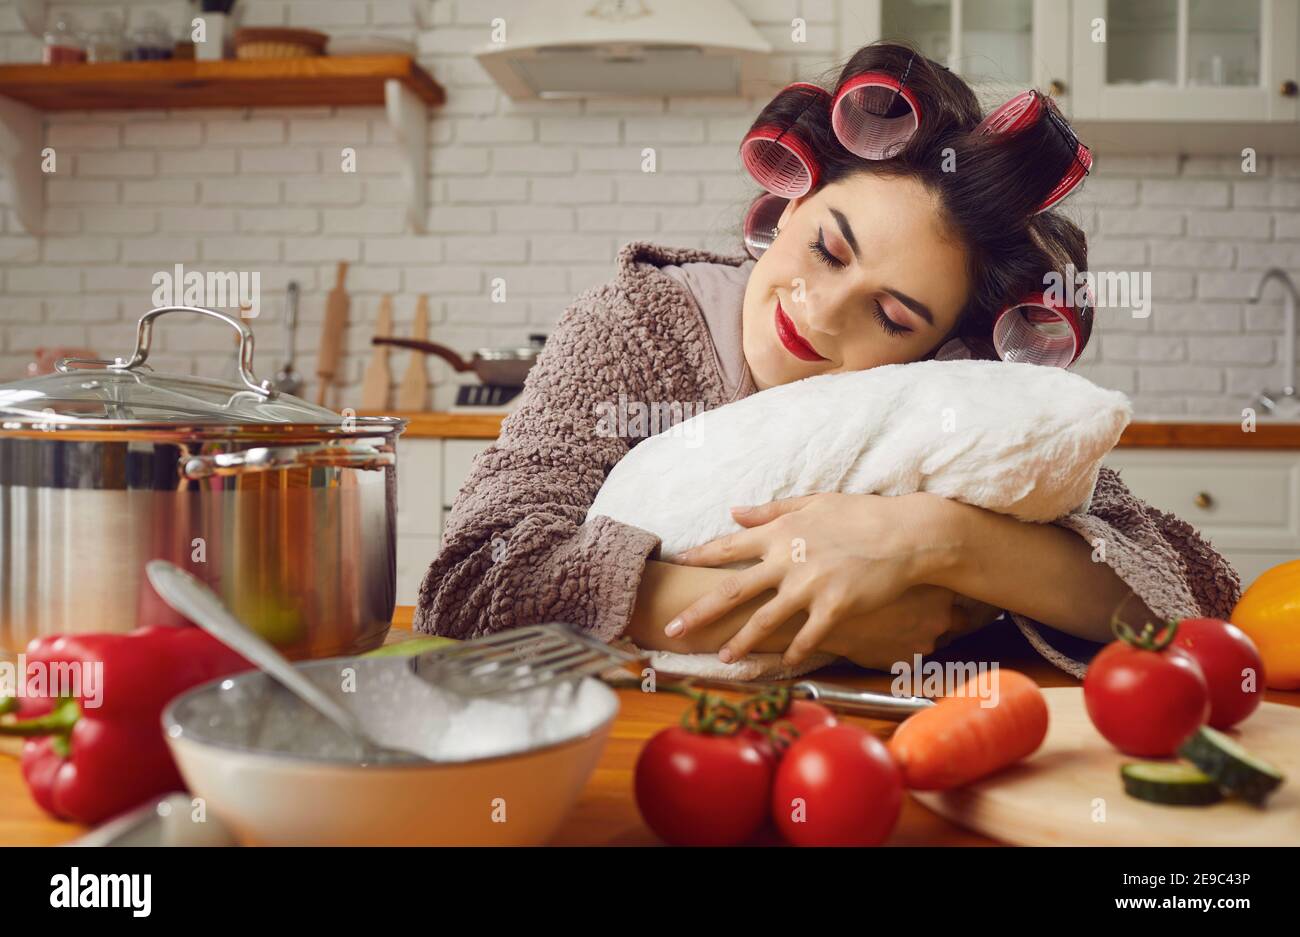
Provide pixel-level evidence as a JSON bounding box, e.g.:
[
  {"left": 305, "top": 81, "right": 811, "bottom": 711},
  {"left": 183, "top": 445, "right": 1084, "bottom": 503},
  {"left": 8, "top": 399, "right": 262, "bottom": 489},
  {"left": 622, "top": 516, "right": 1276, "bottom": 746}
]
[{"left": 413, "top": 242, "right": 1243, "bottom": 678}]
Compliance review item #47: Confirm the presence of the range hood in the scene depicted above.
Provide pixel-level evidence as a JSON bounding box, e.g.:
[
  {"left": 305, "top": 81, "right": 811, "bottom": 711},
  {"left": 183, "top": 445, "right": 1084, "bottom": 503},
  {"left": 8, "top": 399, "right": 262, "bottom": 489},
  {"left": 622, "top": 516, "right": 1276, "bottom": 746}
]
[{"left": 475, "top": 0, "right": 773, "bottom": 99}]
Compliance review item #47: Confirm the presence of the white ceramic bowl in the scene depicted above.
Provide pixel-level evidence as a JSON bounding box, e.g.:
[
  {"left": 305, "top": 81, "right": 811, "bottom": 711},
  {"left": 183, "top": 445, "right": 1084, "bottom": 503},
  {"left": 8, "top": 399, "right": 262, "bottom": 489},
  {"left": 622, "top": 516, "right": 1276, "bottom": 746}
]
[{"left": 162, "top": 656, "right": 618, "bottom": 846}]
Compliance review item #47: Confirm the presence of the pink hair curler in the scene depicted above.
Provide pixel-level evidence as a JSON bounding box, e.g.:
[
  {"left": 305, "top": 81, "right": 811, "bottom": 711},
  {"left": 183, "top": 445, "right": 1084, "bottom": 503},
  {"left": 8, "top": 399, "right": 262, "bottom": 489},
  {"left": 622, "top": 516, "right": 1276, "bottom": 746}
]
[
  {"left": 830, "top": 71, "right": 923, "bottom": 160},
  {"left": 738, "top": 82, "right": 830, "bottom": 198},
  {"left": 976, "top": 90, "right": 1092, "bottom": 213},
  {"left": 743, "top": 193, "right": 788, "bottom": 259},
  {"left": 992, "top": 288, "right": 1093, "bottom": 368}
]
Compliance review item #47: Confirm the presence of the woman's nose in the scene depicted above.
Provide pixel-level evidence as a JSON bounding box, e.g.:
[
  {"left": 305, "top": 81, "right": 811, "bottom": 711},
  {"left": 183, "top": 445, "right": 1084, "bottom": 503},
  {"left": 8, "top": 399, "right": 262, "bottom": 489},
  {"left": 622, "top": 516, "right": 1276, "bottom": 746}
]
[{"left": 798, "top": 280, "right": 853, "bottom": 336}]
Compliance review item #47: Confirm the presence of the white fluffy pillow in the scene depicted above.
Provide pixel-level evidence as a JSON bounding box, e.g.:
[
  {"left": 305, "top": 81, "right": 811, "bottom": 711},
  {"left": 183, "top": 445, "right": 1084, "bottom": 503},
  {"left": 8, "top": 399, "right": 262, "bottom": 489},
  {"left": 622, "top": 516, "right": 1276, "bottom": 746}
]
[{"left": 588, "top": 359, "right": 1132, "bottom": 560}]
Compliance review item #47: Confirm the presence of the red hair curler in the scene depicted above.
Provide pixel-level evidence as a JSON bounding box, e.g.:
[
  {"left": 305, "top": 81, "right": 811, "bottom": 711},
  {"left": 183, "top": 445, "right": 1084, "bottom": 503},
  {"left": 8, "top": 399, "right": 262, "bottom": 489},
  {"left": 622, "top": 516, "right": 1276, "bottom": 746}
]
[
  {"left": 743, "top": 193, "right": 787, "bottom": 259},
  {"left": 992, "top": 287, "right": 1093, "bottom": 368},
  {"left": 830, "top": 58, "right": 923, "bottom": 160},
  {"left": 738, "top": 82, "right": 830, "bottom": 198},
  {"left": 976, "top": 90, "right": 1092, "bottom": 213}
]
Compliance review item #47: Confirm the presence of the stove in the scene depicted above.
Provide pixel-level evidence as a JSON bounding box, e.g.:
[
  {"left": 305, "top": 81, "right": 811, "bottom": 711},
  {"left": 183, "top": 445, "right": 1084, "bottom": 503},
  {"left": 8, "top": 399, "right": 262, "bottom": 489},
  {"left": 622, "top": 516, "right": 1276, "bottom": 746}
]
[{"left": 450, "top": 383, "right": 524, "bottom": 409}]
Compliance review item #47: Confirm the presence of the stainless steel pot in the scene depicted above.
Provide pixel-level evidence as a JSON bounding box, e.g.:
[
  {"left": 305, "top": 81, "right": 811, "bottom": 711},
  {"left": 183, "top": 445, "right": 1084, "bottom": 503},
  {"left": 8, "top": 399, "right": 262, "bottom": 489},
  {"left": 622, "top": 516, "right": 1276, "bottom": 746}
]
[{"left": 0, "top": 305, "right": 406, "bottom": 659}]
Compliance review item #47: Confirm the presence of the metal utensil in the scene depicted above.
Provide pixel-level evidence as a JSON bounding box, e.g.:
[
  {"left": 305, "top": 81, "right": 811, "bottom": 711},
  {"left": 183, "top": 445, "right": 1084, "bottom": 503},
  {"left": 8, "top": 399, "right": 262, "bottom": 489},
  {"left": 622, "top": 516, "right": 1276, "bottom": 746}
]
[
  {"left": 411, "top": 622, "right": 642, "bottom": 698},
  {"left": 653, "top": 674, "right": 934, "bottom": 720},
  {"left": 145, "top": 560, "right": 427, "bottom": 763},
  {"left": 372, "top": 335, "right": 545, "bottom": 388},
  {"left": 271, "top": 281, "right": 302, "bottom": 396}
]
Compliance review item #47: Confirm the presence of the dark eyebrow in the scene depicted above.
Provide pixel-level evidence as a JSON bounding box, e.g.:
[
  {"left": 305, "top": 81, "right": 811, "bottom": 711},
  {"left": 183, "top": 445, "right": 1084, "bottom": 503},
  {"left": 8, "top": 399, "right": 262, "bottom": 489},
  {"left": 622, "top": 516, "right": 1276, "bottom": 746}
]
[
  {"left": 882, "top": 288, "right": 935, "bottom": 327},
  {"left": 829, "top": 208, "right": 860, "bottom": 259}
]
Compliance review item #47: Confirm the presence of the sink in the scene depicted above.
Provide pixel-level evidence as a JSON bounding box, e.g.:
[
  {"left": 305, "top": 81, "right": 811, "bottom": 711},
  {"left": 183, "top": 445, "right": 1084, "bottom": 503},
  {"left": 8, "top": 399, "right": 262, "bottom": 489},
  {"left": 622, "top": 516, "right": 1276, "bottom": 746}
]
[{"left": 1248, "top": 268, "right": 1299, "bottom": 417}]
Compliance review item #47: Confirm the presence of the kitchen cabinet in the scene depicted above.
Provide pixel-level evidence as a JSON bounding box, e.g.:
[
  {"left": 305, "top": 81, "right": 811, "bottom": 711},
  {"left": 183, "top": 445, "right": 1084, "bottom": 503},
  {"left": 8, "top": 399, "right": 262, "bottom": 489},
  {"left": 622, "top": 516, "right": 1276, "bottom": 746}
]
[
  {"left": 395, "top": 436, "right": 493, "bottom": 605},
  {"left": 1070, "top": 0, "right": 1299, "bottom": 122},
  {"left": 839, "top": 0, "right": 1300, "bottom": 152},
  {"left": 1103, "top": 448, "right": 1300, "bottom": 587},
  {"left": 839, "top": 0, "right": 1073, "bottom": 110}
]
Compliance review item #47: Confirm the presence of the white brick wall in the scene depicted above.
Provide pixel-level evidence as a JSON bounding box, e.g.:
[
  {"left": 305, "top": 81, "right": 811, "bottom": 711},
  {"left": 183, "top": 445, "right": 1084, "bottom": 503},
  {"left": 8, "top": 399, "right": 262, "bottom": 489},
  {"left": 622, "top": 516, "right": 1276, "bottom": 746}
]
[{"left": 0, "top": 0, "right": 1296, "bottom": 416}]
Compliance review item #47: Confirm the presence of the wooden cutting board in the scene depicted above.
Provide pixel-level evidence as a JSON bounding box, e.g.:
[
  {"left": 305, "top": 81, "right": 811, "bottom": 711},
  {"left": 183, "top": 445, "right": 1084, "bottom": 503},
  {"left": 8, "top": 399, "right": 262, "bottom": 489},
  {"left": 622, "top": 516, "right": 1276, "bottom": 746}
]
[{"left": 911, "top": 687, "right": 1300, "bottom": 846}]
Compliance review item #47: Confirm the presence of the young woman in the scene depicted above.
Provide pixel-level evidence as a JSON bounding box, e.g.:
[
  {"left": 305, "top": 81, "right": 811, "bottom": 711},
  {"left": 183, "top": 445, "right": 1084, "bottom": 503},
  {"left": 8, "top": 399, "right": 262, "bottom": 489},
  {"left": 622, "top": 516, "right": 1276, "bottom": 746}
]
[{"left": 413, "top": 44, "right": 1241, "bottom": 678}]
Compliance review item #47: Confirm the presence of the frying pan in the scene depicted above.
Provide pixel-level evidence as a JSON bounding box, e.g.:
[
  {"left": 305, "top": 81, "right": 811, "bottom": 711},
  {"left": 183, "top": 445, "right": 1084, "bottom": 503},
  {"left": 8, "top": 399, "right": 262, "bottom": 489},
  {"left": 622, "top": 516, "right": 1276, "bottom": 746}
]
[{"left": 372, "top": 336, "right": 544, "bottom": 387}]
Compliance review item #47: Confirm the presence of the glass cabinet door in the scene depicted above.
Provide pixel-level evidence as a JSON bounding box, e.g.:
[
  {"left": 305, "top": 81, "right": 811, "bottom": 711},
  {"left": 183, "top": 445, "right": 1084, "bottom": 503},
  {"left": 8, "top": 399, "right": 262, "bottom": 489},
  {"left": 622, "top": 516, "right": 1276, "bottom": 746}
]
[
  {"left": 881, "top": 0, "right": 954, "bottom": 65},
  {"left": 961, "top": 0, "right": 1034, "bottom": 84},
  {"left": 1072, "top": 0, "right": 1297, "bottom": 121},
  {"left": 861, "top": 1, "right": 1070, "bottom": 110},
  {"left": 1187, "top": 0, "right": 1262, "bottom": 87},
  {"left": 880, "top": 0, "right": 1034, "bottom": 83},
  {"left": 1105, "top": 0, "right": 1179, "bottom": 86}
]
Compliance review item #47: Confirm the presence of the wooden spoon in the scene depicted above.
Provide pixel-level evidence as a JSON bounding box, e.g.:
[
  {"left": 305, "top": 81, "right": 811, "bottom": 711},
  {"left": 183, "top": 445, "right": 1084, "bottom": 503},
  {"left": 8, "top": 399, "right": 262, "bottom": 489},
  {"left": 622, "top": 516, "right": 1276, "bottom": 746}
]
[
  {"left": 359, "top": 294, "right": 393, "bottom": 411},
  {"left": 315, "top": 261, "right": 349, "bottom": 407},
  {"left": 396, "top": 296, "right": 430, "bottom": 411}
]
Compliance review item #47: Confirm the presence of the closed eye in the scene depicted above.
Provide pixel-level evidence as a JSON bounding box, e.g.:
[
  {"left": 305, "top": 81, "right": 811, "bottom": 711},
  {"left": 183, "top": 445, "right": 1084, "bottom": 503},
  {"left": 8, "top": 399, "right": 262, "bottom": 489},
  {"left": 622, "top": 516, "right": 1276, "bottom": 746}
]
[
  {"left": 873, "top": 301, "right": 911, "bottom": 336},
  {"left": 808, "top": 228, "right": 844, "bottom": 269}
]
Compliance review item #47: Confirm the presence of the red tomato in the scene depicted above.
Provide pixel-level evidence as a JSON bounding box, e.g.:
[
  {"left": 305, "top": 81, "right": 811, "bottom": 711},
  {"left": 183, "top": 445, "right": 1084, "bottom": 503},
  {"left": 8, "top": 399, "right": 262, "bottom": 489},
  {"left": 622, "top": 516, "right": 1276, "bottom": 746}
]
[
  {"left": 783, "top": 700, "right": 839, "bottom": 736},
  {"left": 1084, "top": 637, "right": 1209, "bottom": 756},
  {"left": 634, "top": 726, "right": 774, "bottom": 846},
  {"left": 771, "top": 724, "right": 903, "bottom": 847},
  {"left": 1172, "top": 617, "right": 1266, "bottom": 729},
  {"left": 743, "top": 700, "right": 839, "bottom": 762}
]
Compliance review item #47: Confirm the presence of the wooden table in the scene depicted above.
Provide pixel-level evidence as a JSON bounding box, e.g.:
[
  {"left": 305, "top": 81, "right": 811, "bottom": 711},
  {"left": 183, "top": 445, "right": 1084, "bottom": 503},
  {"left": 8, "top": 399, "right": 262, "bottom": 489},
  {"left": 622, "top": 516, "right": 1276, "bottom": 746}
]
[{"left": 4, "top": 609, "right": 1296, "bottom": 846}]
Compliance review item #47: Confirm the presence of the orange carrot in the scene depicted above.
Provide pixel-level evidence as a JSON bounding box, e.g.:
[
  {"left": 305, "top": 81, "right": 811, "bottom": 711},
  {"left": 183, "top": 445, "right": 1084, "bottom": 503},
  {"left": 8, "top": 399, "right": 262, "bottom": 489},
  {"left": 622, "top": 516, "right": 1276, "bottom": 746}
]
[{"left": 887, "top": 668, "right": 1049, "bottom": 790}]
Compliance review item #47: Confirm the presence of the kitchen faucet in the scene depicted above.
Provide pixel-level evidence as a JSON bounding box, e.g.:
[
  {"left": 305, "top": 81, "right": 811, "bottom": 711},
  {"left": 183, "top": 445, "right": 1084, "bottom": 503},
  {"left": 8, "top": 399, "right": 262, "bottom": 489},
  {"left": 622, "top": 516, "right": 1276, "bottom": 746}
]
[{"left": 1249, "top": 268, "right": 1300, "bottom": 419}]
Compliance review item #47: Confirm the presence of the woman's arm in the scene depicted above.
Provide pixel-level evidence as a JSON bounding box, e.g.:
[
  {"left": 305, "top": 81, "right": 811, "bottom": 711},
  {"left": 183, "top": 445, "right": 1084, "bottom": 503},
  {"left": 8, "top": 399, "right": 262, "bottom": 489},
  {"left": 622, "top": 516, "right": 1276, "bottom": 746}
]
[
  {"left": 658, "top": 470, "right": 1241, "bottom": 672},
  {"left": 414, "top": 293, "right": 665, "bottom": 642},
  {"left": 627, "top": 559, "right": 986, "bottom": 670},
  {"left": 627, "top": 560, "right": 806, "bottom": 653},
  {"left": 925, "top": 496, "right": 1157, "bottom": 644}
]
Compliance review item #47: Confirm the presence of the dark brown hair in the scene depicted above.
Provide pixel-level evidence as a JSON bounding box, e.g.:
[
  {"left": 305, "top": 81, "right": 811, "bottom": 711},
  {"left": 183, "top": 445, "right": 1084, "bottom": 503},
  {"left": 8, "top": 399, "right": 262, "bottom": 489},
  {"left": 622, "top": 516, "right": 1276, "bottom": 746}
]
[{"left": 745, "top": 41, "right": 1091, "bottom": 358}]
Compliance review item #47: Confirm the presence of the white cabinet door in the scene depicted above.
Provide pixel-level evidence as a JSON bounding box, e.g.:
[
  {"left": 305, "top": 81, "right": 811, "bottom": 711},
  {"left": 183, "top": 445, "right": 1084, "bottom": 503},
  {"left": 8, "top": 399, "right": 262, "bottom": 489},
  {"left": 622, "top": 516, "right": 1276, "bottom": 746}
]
[
  {"left": 395, "top": 438, "right": 444, "bottom": 607},
  {"left": 443, "top": 439, "right": 494, "bottom": 508},
  {"left": 1103, "top": 448, "right": 1300, "bottom": 588},
  {"left": 396, "top": 534, "right": 442, "bottom": 607},
  {"left": 1070, "top": 0, "right": 1300, "bottom": 121},
  {"left": 396, "top": 439, "right": 443, "bottom": 537}
]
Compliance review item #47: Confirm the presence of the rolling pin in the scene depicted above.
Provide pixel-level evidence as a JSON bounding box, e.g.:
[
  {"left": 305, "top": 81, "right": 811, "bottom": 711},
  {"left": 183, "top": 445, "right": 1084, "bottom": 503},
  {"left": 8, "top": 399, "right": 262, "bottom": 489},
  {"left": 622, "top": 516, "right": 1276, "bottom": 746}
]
[
  {"left": 315, "top": 261, "right": 350, "bottom": 406},
  {"left": 396, "top": 296, "right": 430, "bottom": 411},
  {"left": 359, "top": 295, "right": 393, "bottom": 411}
]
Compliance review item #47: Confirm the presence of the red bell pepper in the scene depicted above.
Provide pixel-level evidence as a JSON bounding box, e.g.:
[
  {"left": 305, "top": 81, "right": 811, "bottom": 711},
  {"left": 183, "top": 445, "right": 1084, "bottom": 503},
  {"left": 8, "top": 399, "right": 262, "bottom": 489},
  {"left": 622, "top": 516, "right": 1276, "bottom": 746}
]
[{"left": 0, "top": 626, "right": 251, "bottom": 825}]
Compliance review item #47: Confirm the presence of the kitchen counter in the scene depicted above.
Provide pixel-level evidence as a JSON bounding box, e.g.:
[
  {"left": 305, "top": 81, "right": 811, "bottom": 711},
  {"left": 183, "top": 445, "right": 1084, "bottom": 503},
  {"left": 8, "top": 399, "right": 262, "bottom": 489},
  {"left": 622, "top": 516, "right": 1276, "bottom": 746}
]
[
  {"left": 3, "top": 607, "right": 1298, "bottom": 847},
  {"left": 380, "top": 412, "right": 1300, "bottom": 449}
]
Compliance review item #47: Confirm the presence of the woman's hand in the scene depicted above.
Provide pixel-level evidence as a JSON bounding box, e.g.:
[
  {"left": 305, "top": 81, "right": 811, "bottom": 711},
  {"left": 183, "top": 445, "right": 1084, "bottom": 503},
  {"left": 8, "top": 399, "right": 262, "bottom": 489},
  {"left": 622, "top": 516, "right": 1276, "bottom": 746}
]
[
  {"left": 667, "top": 491, "right": 962, "bottom": 667},
  {"left": 817, "top": 584, "right": 967, "bottom": 670}
]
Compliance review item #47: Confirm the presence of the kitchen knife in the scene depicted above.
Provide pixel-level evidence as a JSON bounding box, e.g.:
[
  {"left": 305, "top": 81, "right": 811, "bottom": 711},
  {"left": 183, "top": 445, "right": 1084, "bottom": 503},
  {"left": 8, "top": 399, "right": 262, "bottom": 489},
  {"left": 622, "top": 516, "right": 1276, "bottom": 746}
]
[{"left": 603, "top": 670, "right": 934, "bottom": 721}]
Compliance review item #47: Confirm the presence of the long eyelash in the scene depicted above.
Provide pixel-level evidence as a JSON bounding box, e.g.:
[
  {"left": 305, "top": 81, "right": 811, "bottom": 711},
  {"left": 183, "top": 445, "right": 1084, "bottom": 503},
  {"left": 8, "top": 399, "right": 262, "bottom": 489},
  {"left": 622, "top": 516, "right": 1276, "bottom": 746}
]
[
  {"left": 808, "top": 229, "right": 843, "bottom": 269},
  {"left": 873, "top": 301, "right": 910, "bottom": 337}
]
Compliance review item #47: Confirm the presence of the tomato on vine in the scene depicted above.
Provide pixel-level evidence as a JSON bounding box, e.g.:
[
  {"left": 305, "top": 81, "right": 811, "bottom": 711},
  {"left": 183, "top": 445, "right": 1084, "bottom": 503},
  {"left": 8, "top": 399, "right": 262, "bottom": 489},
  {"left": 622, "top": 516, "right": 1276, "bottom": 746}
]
[{"left": 1084, "top": 616, "right": 1209, "bottom": 757}]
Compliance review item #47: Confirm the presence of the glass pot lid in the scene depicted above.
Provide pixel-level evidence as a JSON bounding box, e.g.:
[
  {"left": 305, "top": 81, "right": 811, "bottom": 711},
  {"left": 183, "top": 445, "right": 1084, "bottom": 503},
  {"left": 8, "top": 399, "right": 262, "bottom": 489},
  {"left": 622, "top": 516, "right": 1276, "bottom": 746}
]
[{"left": 0, "top": 306, "right": 352, "bottom": 428}]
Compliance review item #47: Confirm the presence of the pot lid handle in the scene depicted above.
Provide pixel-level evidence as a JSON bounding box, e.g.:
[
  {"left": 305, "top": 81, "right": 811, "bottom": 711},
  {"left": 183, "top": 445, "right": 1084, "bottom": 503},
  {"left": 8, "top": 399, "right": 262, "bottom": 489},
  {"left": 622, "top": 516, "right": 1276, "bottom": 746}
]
[{"left": 57, "top": 305, "right": 277, "bottom": 399}]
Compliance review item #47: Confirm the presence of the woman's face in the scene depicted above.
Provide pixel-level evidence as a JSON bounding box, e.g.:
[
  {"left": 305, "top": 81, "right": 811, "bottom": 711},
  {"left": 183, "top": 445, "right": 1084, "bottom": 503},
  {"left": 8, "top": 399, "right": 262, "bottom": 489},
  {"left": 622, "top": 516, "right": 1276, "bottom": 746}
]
[{"left": 741, "top": 172, "right": 972, "bottom": 390}]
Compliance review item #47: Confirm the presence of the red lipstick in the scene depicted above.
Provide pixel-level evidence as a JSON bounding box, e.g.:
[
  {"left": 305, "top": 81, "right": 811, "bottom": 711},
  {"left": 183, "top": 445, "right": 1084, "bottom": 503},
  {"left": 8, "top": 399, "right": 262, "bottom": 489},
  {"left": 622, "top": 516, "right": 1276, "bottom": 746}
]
[{"left": 774, "top": 301, "right": 826, "bottom": 362}]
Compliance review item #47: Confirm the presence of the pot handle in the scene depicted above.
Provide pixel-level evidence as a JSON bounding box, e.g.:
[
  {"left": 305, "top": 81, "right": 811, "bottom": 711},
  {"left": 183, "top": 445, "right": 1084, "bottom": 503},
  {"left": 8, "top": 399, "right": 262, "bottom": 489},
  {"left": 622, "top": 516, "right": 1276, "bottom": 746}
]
[
  {"left": 182, "top": 443, "right": 395, "bottom": 480},
  {"left": 57, "top": 305, "right": 276, "bottom": 399}
]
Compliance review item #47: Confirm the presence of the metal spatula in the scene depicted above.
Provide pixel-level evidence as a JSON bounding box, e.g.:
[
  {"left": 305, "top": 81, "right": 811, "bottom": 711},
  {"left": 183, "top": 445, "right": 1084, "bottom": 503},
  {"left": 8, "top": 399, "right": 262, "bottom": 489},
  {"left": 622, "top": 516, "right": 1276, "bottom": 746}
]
[{"left": 411, "top": 623, "right": 643, "bottom": 697}]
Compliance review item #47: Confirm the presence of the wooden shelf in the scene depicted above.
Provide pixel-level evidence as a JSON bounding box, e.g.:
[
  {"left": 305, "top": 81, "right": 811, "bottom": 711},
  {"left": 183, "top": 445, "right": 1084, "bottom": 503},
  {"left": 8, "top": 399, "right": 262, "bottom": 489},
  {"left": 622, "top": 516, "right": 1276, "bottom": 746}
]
[
  {"left": 0, "top": 56, "right": 443, "bottom": 235},
  {"left": 0, "top": 55, "right": 445, "bottom": 110}
]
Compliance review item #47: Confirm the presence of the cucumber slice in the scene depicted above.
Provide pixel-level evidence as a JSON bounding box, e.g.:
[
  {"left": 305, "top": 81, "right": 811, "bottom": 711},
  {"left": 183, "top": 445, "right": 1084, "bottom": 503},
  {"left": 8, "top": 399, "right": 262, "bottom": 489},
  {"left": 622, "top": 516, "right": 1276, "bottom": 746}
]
[
  {"left": 1121, "top": 762, "right": 1224, "bottom": 806},
  {"left": 1178, "top": 726, "right": 1285, "bottom": 807}
]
